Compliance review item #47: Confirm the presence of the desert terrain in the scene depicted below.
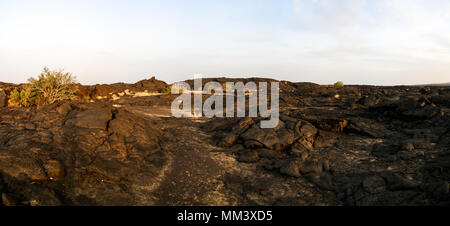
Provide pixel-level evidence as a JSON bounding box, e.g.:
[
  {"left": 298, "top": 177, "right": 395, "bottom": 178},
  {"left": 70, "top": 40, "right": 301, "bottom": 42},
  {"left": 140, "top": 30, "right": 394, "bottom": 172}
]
[{"left": 0, "top": 77, "right": 449, "bottom": 206}]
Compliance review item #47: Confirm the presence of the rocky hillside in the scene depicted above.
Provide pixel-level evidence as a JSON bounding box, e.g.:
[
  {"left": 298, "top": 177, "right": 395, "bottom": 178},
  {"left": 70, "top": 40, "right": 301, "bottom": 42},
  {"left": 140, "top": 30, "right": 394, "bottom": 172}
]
[
  {"left": 0, "top": 77, "right": 169, "bottom": 107},
  {"left": 0, "top": 78, "right": 449, "bottom": 206}
]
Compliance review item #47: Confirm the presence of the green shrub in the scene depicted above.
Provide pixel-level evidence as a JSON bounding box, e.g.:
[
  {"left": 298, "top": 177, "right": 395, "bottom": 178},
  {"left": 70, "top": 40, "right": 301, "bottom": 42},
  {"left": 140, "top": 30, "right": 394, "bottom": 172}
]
[
  {"left": 159, "top": 86, "right": 171, "bottom": 94},
  {"left": 28, "top": 67, "right": 78, "bottom": 104},
  {"left": 8, "top": 89, "right": 22, "bottom": 106},
  {"left": 8, "top": 87, "right": 37, "bottom": 107},
  {"left": 81, "top": 95, "right": 91, "bottom": 102},
  {"left": 334, "top": 81, "right": 344, "bottom": 88}
]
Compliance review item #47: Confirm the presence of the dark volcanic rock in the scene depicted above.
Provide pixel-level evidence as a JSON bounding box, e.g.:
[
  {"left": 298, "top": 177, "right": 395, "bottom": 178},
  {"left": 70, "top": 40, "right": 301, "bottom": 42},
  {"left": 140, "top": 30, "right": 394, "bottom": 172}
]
[
  {"left": 72, "top": 105, "right": 112, "bottom": 130},
  {"left": 1, "top": 79, "right": 450, "bottom": 206},
  {"left": 0, "top": 102, "right": 166, "bottom": 206},
  {"left": 240, "top": 121, "right": 296, "bottom": 151},
  {"left": 135, "top": 77, "right": 168, "bottom": 92},
  {"left": 238, "top": 150, "right": 260, "bottom": 163},
  {"left": 346, "top": 118, "right": 391, "bottom": 138},
  {"left": 320, "top": 119, "right": 348, "bottom": 132},
  {"left": 431, "top": 95, "right": 450, "bottom": 107},
  {"left": 371, "top": 96, "right": 442, "bottom": 120},
  {"left": 56, "top": 102, "right": 73, "bottom": 116},
  {"left": 0, "top": 90, "right": 7, "bottom": 107},
  {"left": 362, "top": 176, "right": 386, "bottom": 193},
  {"left": 208, "top": 82, "right": 450, "bottom": 206},
  {"left": 314, "top": 130, "right": 339, "bottom": 148},
  {"left": 219, "top": 133, "right": 239, "bottom": 147},
  {"left": 280, "top": 159, "right": 301, "bottom": 177}
]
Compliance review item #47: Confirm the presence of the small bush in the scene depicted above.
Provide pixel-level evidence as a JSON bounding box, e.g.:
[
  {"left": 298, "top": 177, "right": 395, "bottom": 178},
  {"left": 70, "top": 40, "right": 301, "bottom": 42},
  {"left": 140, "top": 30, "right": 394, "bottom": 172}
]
[
  {"left": 159, "top": 86, "right": 172, "bottom": 94},
  {"left": 28, "top": 67, "right": 78, "bottom": 104},
  {"left": 334, "top": 81, "right": 344, "bottom": 88},
  {"left": 159, "top": 85, "right": 185, "bottom": 94},
  {"left": 8, "top": 87, "right": 38, "bottom": 107},
  {"left": 8, "top": 89, "right": 19, "bottom": 102},
  {"left": 81, "top": 95, "right": 91, "bottom": 102}
]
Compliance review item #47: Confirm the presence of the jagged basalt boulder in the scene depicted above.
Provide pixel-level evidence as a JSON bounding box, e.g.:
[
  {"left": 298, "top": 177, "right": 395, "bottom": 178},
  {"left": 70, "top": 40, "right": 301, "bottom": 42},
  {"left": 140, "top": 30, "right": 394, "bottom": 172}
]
[
  {"left": 280, "top": 159, "right": 301, "bottom": 177},
  {"left": 71, "top": 105, "right": 113, "bottom": 130},
  {"left": 238, "top": 150, "right": 260, "bottom": 163}
]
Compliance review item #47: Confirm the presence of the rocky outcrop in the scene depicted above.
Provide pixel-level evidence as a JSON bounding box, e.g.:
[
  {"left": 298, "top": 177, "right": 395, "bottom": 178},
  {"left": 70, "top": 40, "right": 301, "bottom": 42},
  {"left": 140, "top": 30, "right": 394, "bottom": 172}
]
[
  {"left": 210, "top": 82, "right": 450, "bottom": 206},
  {"left": 0, "top": 102, "right": 167, "bottom": 206},
  {"left": 88, "top": 77, "right": 168, "bottom": 99}
]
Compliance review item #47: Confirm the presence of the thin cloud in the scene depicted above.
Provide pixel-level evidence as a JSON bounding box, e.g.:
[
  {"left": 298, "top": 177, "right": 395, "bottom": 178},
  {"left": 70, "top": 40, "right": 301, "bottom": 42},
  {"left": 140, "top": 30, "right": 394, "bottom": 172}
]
[
  {"left": 0, "top": 0, "right": 448, "bottom": 85},
  {"left": 286, "top": 0, "right": 450, "bottom": 84}
]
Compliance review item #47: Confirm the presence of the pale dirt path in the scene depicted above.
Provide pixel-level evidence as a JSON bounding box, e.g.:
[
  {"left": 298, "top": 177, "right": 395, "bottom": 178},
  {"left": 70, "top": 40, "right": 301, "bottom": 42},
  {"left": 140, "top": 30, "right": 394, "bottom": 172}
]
[
  {"left": 127, "top": 105, "right": 328, "bottom": 206},
  {"left": 128, "top": 106, "right": 237, "bottom": 205},
  {"left": 127, "top": 105, "right": 173, "bottom": 118}
]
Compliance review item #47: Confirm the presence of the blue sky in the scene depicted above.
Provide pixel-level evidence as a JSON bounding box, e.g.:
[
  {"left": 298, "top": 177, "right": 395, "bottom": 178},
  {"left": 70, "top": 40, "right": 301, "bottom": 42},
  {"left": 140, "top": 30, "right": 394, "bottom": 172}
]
[{"left": 0, "top": 0, "right": 449, "bottom": 85}]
